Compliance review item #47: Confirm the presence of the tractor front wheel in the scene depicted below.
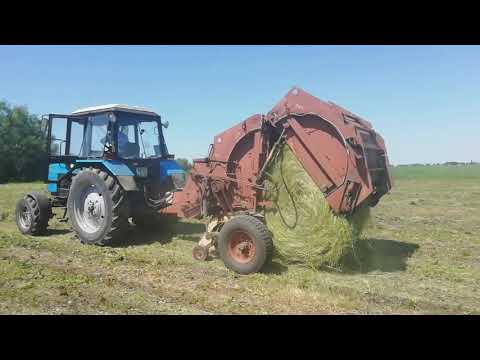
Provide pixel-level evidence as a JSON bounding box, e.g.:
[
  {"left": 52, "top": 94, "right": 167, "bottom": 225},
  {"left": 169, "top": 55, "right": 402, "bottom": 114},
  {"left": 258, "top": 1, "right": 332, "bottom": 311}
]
[
  {"left": 67, "top": 168, "right": 129, "bottom": 245},
  {"left": 217, "top": 215, "right": 273, "bottom": 275},
  {"left": 15, "top": 192, "right": 51, "bottom": 235}
]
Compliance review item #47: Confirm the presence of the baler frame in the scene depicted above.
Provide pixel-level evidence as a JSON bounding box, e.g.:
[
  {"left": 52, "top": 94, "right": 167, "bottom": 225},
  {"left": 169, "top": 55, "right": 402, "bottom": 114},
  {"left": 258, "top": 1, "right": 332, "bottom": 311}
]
[{"left": 167, "top": 87, "right": 392, "bottom": 274}]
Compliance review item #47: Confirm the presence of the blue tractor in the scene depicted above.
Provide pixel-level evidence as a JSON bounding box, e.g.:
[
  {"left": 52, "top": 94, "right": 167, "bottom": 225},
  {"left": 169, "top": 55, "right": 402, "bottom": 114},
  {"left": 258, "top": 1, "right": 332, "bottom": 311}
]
[{"left": 15, "top": 104, "right": 186, "bottom": 245}]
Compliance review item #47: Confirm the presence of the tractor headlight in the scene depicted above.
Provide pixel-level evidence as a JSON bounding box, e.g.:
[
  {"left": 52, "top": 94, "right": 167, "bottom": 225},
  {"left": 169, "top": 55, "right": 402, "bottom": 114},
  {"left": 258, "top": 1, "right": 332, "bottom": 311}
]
[{"left": 136, "top": 167, "right": 148, "bottom": 178}]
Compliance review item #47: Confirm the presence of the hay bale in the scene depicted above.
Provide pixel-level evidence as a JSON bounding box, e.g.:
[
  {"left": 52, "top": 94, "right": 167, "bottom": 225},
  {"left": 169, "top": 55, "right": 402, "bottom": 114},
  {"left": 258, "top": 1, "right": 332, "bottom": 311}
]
[{"left": 264, "top": 143, "right": 371, "bottom": 269}]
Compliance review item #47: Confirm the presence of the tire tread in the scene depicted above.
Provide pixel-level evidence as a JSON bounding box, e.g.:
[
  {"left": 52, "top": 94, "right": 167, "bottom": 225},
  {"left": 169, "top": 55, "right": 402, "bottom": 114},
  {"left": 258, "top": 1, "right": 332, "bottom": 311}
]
[
  {"left": 70, "top": 167, "right": 129, "bottom": 246},
  {"left": 218, "top": 214, "right": 273, "bottom": 274}
]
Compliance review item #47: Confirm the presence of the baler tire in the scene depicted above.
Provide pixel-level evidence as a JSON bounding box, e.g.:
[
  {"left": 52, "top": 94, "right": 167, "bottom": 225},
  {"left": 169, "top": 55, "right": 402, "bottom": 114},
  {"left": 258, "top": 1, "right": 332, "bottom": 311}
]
[
  {"left": 15, "top": 193, "right": 50, "bottom": 236},
  {"left": 217, "top": 215, "right": 273, "bottom": 274},
  {"left": 67, "top": 167, "right": 129, "bottom": 246}
]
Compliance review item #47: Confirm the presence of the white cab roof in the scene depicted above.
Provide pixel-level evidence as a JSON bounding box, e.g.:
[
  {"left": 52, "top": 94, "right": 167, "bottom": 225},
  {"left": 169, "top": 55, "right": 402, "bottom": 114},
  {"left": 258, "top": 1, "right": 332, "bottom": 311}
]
[{"left": 71, "top": 104, "right": 159, "bottom": 116}]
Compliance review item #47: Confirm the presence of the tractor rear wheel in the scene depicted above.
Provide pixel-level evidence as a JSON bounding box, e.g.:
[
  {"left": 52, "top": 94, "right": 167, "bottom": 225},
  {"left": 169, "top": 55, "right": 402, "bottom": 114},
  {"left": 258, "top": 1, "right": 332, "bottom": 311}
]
[
  {"left": 67, "top": 168, "right": 129, "bottom": 245},
  {"left": 217, "top": 215, "right": 273, "bottom": 275},
  {"left": 15, "top": 192, "right": 51, "bottom": 235}
]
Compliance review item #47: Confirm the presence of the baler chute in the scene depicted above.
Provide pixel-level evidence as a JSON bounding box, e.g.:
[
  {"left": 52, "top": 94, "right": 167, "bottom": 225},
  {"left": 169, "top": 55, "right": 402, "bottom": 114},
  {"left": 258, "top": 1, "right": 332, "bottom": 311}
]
[{"left": 167, "top": 87, "right": 392, "bottom": 274}]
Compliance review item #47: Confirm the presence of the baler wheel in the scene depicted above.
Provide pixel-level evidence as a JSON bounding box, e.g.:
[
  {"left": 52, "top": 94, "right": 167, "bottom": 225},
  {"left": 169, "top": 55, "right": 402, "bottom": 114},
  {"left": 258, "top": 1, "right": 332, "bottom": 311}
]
[
  {"left": 192, "top": 245, "right": 209, "bottom": 261},
  {"left": 217, "top": 215, "right": 273, "bottom": 275}
]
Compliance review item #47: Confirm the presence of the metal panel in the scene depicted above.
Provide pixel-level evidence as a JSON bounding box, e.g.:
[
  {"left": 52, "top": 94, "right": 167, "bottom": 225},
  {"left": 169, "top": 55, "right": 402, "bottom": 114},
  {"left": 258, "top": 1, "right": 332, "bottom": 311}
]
[
  {"left": 47, "top": 163, "right": 69, "bottom": 181},
  {"left": 47, "top": 183, "right": 58, "bottom": 192},
  {"left": 159, "top": 159, "right": 185, "bottom": 183},
  {"left": 169, "top": 87, "right": 392, "bottom": 218},
  {"left": 75, "top": 160, "right": 135, "bottom": 176},
  {"left": 116, "top": 176, "right": 139, "bottom": 191}
]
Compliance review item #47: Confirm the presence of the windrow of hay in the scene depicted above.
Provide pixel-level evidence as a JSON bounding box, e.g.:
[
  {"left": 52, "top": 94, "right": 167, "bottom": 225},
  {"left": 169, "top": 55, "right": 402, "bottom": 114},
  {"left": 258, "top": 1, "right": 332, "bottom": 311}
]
[{"left": 264, "top": 143, "right": 371, "bottom": 270}]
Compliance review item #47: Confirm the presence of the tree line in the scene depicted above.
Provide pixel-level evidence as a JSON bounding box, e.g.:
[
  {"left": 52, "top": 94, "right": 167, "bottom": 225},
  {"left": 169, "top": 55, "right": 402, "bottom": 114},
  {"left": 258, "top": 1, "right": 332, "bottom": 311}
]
[{"left": 0, "top": 101, "right": 47, "bottom": 183}]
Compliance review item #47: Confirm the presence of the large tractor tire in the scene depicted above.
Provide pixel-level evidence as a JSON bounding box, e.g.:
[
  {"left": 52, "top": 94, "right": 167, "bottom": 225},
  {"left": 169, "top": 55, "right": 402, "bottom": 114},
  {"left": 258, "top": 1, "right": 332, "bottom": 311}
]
[
  {"left": 15, "top": 192, "right": 51, "bottom": 235},
  {"left": 217, "top": 215, "right": 273, "bottom": 275},
  {"left": 67, "top": 167, "right": 129, "bottom": 245}
]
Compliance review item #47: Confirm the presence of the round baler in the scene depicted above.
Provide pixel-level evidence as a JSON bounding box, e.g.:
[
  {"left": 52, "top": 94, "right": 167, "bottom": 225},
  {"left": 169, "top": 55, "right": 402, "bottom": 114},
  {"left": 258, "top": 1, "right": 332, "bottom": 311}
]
[{"left": 165, "top": 87, "right": 393, "bottom": 274}]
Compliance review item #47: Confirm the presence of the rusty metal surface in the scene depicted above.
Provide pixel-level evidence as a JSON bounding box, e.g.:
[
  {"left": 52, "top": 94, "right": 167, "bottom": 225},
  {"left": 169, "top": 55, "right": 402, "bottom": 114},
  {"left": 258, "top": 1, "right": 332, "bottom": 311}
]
[
  {"left": 165, "top": 87, "right": 392, "bottom": 219},
  {"left": 266, "top": 87, "right": 392, "bottom": 213}
]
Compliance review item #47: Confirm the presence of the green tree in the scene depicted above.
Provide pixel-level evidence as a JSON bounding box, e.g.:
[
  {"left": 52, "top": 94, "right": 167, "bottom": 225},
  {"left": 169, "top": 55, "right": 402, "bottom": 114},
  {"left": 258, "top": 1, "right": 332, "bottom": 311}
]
[
  {"left": 0, "top": 101, "right": 47, "bottom": 183},
  {"left": 176, "top": 158, "right": 192, "bottom": 172}
]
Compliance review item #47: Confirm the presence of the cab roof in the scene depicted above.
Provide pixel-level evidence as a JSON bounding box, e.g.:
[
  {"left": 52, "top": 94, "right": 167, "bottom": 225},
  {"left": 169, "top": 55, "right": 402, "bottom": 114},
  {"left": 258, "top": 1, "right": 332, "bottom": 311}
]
[{"left": 71, "top": 104, "right": 159, "bottom": 117}]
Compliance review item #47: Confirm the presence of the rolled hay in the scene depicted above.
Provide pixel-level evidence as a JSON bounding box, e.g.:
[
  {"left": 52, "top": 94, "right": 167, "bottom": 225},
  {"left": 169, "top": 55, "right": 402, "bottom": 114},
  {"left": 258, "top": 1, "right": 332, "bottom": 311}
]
[{"left": 264, "top": 143, "right": 371, "bottom": 270}]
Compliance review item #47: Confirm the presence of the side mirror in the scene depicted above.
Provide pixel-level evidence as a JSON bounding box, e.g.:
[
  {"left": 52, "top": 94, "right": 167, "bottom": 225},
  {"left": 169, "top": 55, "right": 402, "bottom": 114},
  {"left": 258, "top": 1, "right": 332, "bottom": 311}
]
[
  {"left": 41, "top": 115, "right": 49, "bottom": 135},
  {"left": 162, "top": 120, "right": 169, "bottom": 129}
]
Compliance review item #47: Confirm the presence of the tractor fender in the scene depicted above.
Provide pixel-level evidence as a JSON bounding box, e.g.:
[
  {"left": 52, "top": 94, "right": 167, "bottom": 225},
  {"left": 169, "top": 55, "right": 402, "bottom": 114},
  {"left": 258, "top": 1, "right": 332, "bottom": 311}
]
[
  {"left": 74, "top": 160, "right": 139, "bottom": 191},
  {"left": 115, "top": 176, "right": 139, "bottom": 191}
]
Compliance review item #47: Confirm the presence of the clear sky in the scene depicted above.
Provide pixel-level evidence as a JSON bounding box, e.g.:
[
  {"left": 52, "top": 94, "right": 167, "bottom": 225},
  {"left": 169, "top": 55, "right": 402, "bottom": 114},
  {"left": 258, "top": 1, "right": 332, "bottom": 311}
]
[{"left": 1, "top": 45, "right": 479, "bottom": 165}]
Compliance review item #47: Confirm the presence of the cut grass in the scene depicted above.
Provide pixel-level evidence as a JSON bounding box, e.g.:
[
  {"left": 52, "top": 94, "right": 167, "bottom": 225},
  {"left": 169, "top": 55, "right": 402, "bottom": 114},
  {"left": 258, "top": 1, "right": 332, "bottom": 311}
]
[{"left": 1, "top": 166, "right": 480, "bottom": 314}]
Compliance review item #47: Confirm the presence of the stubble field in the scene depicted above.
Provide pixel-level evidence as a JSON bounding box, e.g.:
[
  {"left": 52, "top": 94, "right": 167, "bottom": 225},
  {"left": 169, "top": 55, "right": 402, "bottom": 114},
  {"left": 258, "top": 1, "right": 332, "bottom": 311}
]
[{"left": 1, "top": 165, "right": 479, "bottom": 314}]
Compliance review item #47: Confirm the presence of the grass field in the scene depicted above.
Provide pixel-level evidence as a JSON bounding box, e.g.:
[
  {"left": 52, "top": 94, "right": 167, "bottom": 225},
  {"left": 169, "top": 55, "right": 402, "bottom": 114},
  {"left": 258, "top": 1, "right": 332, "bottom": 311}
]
[{"left": 1, "top": 165, "right": 479, "bottom": 314}]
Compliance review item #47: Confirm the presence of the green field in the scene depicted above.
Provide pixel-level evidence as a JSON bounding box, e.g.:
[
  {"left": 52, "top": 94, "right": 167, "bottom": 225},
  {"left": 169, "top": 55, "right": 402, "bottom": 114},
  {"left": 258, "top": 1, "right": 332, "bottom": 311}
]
[
  {"left": 1, "top": 165, "right": 479, "bottom": 314},
  {"left": 392, "top": 164, "right": 480, "bottom": 180}
]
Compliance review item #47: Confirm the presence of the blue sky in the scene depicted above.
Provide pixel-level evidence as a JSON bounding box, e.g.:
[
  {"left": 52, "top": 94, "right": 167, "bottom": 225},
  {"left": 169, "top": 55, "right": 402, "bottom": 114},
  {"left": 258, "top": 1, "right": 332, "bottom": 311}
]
[{"left": 1, "top": 45, "right": 479, "bottom": 165}]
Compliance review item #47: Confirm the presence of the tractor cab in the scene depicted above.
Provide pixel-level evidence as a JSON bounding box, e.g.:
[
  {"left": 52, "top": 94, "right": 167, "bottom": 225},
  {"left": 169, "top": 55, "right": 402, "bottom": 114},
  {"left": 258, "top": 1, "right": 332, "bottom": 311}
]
[
  {"left": 67, "top": 104, "right": 168, "bottom": 160},
  {"left": 46, "top": 104, "right": 185, "bottom": 199},
  {"left": 15, "top": 104, "right": 185, "bottom": 246}
]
